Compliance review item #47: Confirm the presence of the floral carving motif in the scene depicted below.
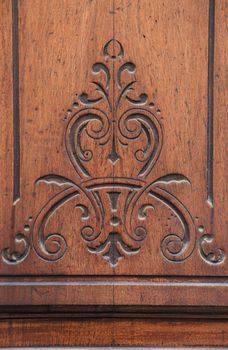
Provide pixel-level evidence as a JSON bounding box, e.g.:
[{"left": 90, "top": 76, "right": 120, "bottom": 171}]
[
  {"left": 31, "top": 40, "right": 198, "bottom": 267},
  {"left": 1, "top": 40, "right": 225, "bottom": 267}
]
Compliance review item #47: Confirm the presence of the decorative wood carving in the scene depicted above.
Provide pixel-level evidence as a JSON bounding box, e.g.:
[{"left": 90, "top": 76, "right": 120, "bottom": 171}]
[{"left": 1, "top": 40, "right": 225, "bottom": 268}]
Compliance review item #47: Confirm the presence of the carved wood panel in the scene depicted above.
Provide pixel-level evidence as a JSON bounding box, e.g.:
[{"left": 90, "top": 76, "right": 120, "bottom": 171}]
[{"left": 0, "top": 0, "right": 227, "bottom": 285}]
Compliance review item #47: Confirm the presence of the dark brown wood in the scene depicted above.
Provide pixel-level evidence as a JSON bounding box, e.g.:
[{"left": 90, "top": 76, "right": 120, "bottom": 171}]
[
  {"left": 0, "top": 0, "right": 14, "bottom": 267},
  {"left": 0, "top": 0, "right": 227, "bottom": 347},
  {"left": 0, "top": 0, "right": 227, "bottom": 277},
  {"left": 0, "top": 318, "right": 228, "bottom": 347},
  {"left": 0, "top": 277, "right": 228, "bottom": 306},
  {"left": 213, "top": 0, "right": 228, "bottom": 263}
]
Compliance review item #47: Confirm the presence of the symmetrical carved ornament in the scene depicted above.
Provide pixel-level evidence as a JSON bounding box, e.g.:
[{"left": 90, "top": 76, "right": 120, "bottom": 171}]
[{"left": 1, "top": 40, "right": 225, "bottom": 267}]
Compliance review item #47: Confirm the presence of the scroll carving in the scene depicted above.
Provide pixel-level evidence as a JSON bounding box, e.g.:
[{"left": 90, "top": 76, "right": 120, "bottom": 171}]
[
  {"left": 31, "top": 40, "right": 197, "bottom": 267},
  {"left": 1, "top": 40, "right": 225, "bottom": 267},
  {"left": 198, "top": 227, "right": 225, "bottom": 265},
  {"left": 1, "top": 221, "right": 31, "bottom": 265}
]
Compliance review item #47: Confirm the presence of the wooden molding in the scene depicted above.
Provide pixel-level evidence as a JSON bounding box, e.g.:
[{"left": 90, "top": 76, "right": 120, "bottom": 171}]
[{"left": 0, "top": 277, "right": 228, "bottom": 308}]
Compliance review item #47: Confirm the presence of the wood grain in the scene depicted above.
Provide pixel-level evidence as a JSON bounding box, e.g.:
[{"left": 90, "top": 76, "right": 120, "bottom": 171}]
[
  {"left": 0, "top": 0, "right": 114, "bottom": 275},
  {"left": 1, "top": 0, "right": 226, "bottom": 276},
  {"left": 113, "top": 0, "right": 213, "bottom": 275},
  {"left": 0, "top": 0, "right": 227, "bottom": 321},
  {"left": 0, "top": 0, "right": 14, "bottom": 268},
  {"left": 0, "top": 277, "right": 228, "bottom": 306},
  {"left": 213, "top": 0, "right": 228, "bottom": 267},
  {"left": 0, "top": 318, "right": 228, "bottom": 347}
]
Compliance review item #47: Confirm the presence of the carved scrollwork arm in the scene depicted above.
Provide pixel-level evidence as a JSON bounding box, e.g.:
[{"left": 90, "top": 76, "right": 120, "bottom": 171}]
[{"left": 1, "top": 223, "right": 31, "bottom": 265}]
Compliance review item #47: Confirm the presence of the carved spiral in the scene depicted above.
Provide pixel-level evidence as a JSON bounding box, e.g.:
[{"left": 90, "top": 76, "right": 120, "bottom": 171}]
[
  {"left": 118, "top": 108, "right": 162, "bottom": 177},
  {"left": 161, "top": 234, "right": 187, "bottom": 259},
  {"left": 149, "top": 187, "right": 196, "bottom": 262},
  {"left": 132, "top": 226, "right": 147, "bottom": 241},
  {"left": 1, "top": 232, "right": 30, "bottom": 265},
  {"left": 32, "top": 187, "right": 78, "bottom": 261},
  {"left": 124, "top": 177, "right": 196, "bottom": 262},
  {"left": 198, "top": 233, "right": 225, "bottom": 265},
  {"left": 66, "top": 108, "right": 111, "bottom": 178},
  {"left": 38, "top": 233, "right": 67, "bottom": 260},
  {"left": 81, "top": 225, "right": 101, "bottom": 242},
  {"left": 121, "top": 193, "right": 148, "bottom": 244}
]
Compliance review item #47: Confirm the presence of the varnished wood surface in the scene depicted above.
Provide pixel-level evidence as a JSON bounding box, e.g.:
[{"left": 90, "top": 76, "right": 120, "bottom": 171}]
[
  {"left": 213, "top": 0, "right": 228, "bottom": 261},
  {"left": 0, "top": 0, "right": 14, "bottom": 265},
  {"left": 0, "top": 277, "right": 228, "bottom": 306},
  {"left": 0, "top": 4, "right": 227, "bottom": 347},
  {"left": 0, "top": 318, "right": 228, "bottom": 347},
  {"left": 0, "top": 0, "right": 227, "bottom": 276}
]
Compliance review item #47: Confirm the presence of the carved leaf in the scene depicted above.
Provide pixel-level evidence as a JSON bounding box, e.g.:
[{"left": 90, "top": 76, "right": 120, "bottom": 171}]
[
  {"left": 24, "top": 40, "right": 201, "bottom": 268},
  {"left": 35, "top": 175, "right": 76, "bottom": 187},
  {"left": 152, "top": 174, "right": 190, "bottom": 186}
]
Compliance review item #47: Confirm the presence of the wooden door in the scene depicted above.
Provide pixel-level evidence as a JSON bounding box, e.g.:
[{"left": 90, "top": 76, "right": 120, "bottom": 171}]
[{"left": 0, "top": 0, "right": 227, "bottom": 347}]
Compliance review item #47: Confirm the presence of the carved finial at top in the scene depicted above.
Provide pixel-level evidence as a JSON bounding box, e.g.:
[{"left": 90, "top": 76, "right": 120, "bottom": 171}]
[{"left": 103, "top": 39, "right": 124, "bottom": 61}]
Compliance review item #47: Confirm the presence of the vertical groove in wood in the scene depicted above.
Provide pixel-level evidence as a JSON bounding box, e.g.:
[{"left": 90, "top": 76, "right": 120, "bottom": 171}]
[
  {"left": 0, "top": 0, "right": 14, "bottom": 246},
  {"left": 213, "top": 0, "right": 228, "bottom": 258},
  {"left": 112, "top": 3, "right": 116, "bottom": 345},
  {"left": 0, "top": 0, "right": 227, "bottom": 276},
  {"left": 12, "top": 0, "right": 20, "bottom": 204},
  {"left": 112, "top": 0, "right": 115, "bottom": 276},
  {"left": 207, "top": 0, "right": 215, "bottom": 209}
]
